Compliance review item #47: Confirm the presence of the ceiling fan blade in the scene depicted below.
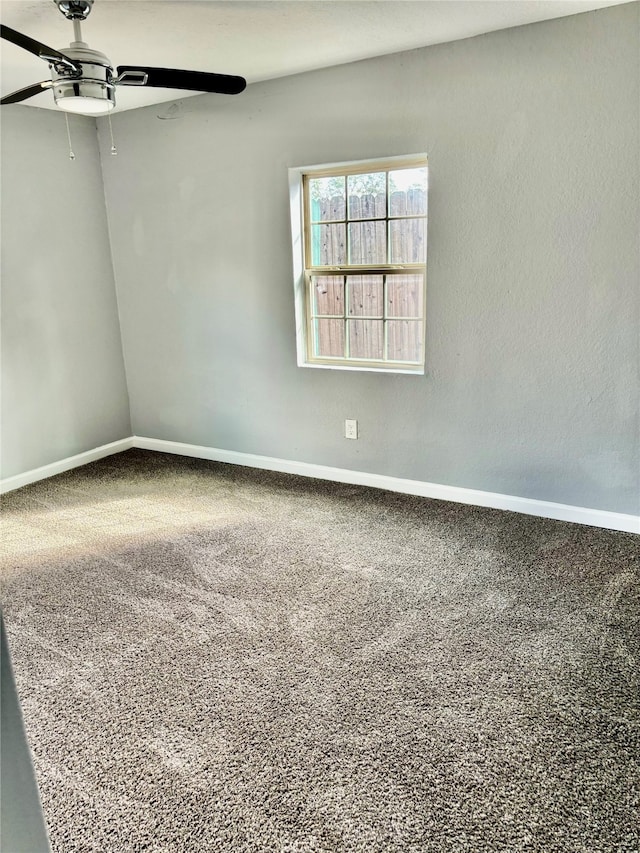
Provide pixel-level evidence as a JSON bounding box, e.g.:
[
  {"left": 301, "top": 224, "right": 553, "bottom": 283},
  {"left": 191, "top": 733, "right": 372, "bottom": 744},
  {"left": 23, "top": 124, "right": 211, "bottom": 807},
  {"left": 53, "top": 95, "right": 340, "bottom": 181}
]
[
  {"left": 116, "top": 66, "right": 246, "bottom": 95},
  {"left": 0, "top": 80, "right": 54, "bottom": 105},
  {"left": 0, "top": 25, "right": 79, "bottom": 72}
]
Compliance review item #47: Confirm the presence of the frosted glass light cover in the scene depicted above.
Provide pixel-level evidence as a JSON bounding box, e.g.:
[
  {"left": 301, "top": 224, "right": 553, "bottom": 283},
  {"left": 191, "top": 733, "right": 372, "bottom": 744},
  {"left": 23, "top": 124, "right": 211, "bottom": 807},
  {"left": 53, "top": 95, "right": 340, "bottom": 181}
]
[{"left": 56, "top": 96, "right": 115, "bottom": 114}]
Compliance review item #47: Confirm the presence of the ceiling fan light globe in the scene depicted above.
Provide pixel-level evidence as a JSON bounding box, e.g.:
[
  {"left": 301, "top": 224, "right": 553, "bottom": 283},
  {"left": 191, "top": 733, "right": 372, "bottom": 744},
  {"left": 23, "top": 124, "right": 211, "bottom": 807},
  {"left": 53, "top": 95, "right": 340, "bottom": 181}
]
[{"left": 56, "top": 94, "right": 114, "bottom": 114}]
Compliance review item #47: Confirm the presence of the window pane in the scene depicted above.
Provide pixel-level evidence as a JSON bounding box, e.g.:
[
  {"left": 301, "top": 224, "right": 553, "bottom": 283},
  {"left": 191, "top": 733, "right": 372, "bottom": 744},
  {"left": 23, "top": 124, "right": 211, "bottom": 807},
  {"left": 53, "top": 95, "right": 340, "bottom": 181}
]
[
  {"left": 348, "top": 319, "right": 384, "bottom": 360},
  {"left": 347, "top": 172, "right": 386, "bottom": 219},
  {"left": 315, "top": 319, "right": 345, "bottom": 357},
  {"left": 308, "top": 176, "right": 346, "bottom": 222},
  {"left": 387, "top": 320, "right": 423, "bottom": 362},
  {"left": 386, "top": 274, "right": 424, "bottom": 318},
  {"left": 313, "top": 275, "right": 344, "bottom": 316},
  {"left": 311, "top": 223, "right": 346, "bottom": 265},
  {"left": 389, "top": 168, "right": 428, "bottom": 216},
  {"left": 348, "top": 221, "right": 386, "bottom": 265},
  {"left": 390, "top": 219, "right": 426, "bottom": 263},
  {"left": 348, "top": 276, "right": 383, "bottom": 317}
]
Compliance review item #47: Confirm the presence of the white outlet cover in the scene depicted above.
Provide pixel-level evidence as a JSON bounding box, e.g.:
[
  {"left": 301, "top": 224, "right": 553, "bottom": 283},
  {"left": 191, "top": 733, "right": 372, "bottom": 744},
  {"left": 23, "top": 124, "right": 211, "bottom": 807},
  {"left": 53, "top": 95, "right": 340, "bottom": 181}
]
[{"left": 345, "top": 419, "right": 358, "bottom": 440}]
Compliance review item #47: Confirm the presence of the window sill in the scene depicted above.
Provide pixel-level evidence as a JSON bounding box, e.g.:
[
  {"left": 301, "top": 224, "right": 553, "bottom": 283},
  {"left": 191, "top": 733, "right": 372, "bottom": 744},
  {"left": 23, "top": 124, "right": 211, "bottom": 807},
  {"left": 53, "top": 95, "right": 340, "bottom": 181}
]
[{"left": 299, "top": 360, "right": 425, "bottom": 375}]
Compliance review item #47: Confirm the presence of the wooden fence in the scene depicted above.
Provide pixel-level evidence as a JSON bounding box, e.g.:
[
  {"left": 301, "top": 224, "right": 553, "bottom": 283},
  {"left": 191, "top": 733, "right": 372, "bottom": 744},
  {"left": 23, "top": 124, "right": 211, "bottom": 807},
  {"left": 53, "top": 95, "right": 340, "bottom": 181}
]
[{"left": 310, "top": 190, "right": 426, "bottom": 362}]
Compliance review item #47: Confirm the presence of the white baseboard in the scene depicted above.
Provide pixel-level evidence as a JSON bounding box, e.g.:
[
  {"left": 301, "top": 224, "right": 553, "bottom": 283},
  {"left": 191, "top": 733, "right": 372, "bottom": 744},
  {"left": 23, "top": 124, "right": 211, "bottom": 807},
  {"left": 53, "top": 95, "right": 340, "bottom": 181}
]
[
  {"left": 133, "top": 436, "right": 639, "bottom": 535},
  {"left": 2, "top": 435, "right": 636, "bottom": 534},
  {"left": 0, "top": 438, "right": 134, "bottom": 495}
]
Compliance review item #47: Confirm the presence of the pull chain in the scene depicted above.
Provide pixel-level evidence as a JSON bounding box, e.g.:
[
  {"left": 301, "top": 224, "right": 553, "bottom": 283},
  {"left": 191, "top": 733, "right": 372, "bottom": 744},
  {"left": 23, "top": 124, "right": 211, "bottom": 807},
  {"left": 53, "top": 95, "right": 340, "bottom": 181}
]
[
  {"left": 108, "top": 113, "right": 117, "bottom": 155},
  {"left": 65, "top": 113, "right": 75, "bottom": 161}
]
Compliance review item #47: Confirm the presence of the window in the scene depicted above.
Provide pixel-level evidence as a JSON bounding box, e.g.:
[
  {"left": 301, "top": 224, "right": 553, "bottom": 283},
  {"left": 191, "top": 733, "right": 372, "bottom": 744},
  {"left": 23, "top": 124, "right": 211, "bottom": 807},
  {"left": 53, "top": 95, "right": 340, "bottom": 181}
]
[{"left": 290, "top": 155, "right": 428, "bottom": 373}]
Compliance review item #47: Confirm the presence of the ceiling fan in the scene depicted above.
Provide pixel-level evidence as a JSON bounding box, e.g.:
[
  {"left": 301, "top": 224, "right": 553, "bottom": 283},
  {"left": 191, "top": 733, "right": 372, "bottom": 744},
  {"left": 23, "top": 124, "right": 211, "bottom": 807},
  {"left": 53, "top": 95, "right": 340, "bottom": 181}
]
[{"left": 0, "top": 0, "right": 246, "bottom": 115}]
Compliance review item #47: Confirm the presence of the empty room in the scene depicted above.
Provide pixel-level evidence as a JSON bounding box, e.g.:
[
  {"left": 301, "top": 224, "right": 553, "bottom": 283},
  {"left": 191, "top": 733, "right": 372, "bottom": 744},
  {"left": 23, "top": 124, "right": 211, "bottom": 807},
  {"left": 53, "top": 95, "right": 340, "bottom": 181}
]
[{"left": 1, "top": 1, "right": 638, "bottom": 850}]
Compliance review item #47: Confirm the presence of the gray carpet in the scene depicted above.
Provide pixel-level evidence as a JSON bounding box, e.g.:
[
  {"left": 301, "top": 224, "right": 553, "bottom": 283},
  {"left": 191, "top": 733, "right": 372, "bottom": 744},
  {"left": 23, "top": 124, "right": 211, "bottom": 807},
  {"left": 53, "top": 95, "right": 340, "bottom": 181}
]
[{"left": 1, "top": 449, "right": 639, "bottom": 852}]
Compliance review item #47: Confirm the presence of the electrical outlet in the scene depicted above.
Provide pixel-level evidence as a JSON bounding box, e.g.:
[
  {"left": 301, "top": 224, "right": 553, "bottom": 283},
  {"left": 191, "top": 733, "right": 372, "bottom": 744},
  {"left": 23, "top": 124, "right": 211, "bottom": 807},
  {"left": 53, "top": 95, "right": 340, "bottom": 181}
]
[{"left": 345, "top": 419, "right": 358, "bottom": 440}]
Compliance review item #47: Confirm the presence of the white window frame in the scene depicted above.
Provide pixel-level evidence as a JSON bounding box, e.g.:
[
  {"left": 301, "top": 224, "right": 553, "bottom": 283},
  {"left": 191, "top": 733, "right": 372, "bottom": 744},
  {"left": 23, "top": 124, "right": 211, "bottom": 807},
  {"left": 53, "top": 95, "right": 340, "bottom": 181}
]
[{"left": 289, "top": 154, "right": 428, "bottom": 374}]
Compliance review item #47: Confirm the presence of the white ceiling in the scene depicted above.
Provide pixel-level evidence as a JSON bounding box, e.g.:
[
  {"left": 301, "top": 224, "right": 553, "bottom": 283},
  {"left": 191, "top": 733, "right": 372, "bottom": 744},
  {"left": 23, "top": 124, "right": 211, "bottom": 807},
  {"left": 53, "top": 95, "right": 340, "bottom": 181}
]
[{"left": 0, "top": 0, "right": 632, "bottom": 113}]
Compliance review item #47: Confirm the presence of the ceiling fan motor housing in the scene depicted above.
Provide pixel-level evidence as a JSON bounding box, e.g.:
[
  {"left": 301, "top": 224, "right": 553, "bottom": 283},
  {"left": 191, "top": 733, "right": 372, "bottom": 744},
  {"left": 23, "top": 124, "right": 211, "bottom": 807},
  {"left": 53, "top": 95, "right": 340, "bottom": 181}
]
[{"left": 51, "top": 43, "right": 115, "bottom": 112}]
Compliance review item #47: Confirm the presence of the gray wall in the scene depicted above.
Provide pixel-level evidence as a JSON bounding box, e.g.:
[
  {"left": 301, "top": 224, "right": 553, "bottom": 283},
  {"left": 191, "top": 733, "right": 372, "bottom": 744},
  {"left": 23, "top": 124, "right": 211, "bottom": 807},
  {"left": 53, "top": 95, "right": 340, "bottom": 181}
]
[
  {"left": 98, "top": 3, "right": 639, "bottom": 515},
  {"left": 1, "top": 107, "right": 131, "bottom": 479}
]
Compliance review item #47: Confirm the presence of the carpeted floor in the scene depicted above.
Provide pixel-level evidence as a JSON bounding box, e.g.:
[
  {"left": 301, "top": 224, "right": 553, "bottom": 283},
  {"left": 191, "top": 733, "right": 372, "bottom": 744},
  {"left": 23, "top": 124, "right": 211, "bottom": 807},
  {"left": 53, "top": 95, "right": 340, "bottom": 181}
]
[{"left": 1, "top": 449, "right": 639, "bottom": 852}]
